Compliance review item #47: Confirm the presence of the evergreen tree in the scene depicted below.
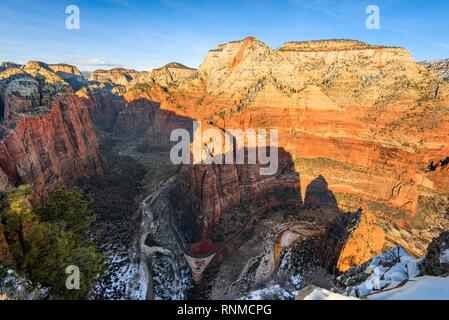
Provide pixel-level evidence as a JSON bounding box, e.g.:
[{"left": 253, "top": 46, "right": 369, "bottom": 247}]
[
  {"left": 0, "top": 185, "right": 34, "bottom": 268},
  {"left": 0, "top": 186, "right": 104, "bottom": 299},
  {"left": 24, "top": 221, "right": 103, "bottom": 299},
  {"left": 35, "top": 188, "right": 95, "bottom": 234}
]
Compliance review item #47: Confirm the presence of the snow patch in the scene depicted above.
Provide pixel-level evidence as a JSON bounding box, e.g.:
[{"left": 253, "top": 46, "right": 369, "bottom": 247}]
[
  {"left": 340, "top": 247, "right": 424, "bottom": 298},
  {"left": 242, "top": 285, "right": 298, "bottom": 301},
  {"left": 440, "top": 249, "right": 449, "bottom": 264},
  {"left": 368, "top": 276, "right": 449, "bottom": 300},
  {"left": 302, "top": 288, "right": 359, "bottom": 301}
]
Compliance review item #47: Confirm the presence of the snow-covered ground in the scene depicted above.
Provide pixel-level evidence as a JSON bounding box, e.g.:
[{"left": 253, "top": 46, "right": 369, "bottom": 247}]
[
  {"left": 89, "top": 251, "right": 146, "bottom": 300},
  {"left": 338, "top": 247, "right": 424, "bottom": 297},
  {"left": 299, "top": 247, "right": 449, "bottom": 300},
  {"left": 241, "top": 284, "right": 298, "bottom": 300},
  {"left": 368, "top": 276, "right": 449, "bottom": 300},
  {"left": 302, "top": 288, "right": 358, "bottom": 300}
]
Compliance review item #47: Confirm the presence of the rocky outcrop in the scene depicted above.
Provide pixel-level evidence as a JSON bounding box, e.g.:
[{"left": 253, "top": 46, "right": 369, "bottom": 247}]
[
  {"left": 48, "top": 64, "right": 87, "bottom": 90},
  {"left": 421, "top": 231, "right": 449, "bottom": 276},
  {"left": 0, "top": 62, "right": 69, "bottom": 121},
  {"left": 178, "top": 146, "right": 301, "bottom": 253},
  {"left": 335, "top": 209, "right": 385, "bottom": 272},
  {"left": 0, "top": 62, "right": 103, "bottom": 201},
  {"left": 420, "top": 59, "right": 449, "bottom": 82},
  {"left": 0, "top": 62, "right": 21, "bottom": 72},
  {"left": 89, "top": 68, "right": 139, "bottom": 86},
  {"left": 90, "top": 63, "right": 196, "bottom": 90},
  {"left": 0, "top": 268, "right": 48, "bottom": 300},
  {"left": 76, "top": 85, "right": 126, "bottom": 131},
  {"left": 48, "top": 63, "right": 83, "bottom": 77},
  {"left": 280, "top": 39, "right": 391, "bottom": 52},
  {"left": 131, "top": 63, "right": 196, "bottom": 87},
  {"left": 0, "top": 94, "right": 103, "bottom": 200}
]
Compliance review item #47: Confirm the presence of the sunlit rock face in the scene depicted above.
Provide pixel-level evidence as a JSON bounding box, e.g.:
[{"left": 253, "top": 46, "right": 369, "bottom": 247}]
[
  {"left": 89, "top": 68, "right": 140, "bottom": 86},
  {"left": 114, "top": 37, "right": 449, "bottom": 264}
]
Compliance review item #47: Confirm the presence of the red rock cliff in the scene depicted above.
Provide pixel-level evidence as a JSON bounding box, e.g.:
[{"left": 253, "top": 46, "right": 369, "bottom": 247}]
[{"left": 0, "top": 63, "right": 103, "bottom": 201}]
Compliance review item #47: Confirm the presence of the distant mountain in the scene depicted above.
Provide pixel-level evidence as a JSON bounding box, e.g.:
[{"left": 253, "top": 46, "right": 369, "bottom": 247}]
[{"left": 81, "top": 71, "right": 92, "bottom": 78}]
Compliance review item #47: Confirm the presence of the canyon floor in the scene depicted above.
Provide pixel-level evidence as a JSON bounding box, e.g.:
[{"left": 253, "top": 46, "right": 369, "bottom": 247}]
[{"left": 86, "top": 136, "right": 335, "bottom": 300}]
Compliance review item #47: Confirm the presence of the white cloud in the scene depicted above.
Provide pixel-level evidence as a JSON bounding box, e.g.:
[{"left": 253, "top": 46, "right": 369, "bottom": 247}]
[{"left": 75, "top": 58, "right": 122, "bottom": 67}]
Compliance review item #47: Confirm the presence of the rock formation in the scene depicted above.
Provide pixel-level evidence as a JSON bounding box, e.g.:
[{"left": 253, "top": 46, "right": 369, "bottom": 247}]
[
  {"left": 420, "top": 231, "right": 449, "bottom": 276},
  {"left": 420, "top": 59, "right": 449, "bottom": 82},
  {"left": 120, "top": 37, "right": 448, "bottom": 263},
  {"left": 335, "top": 209, "right": 385, "bottom": 272},
  {"left": 0, "top": 62, "right": 103, "bottom": 201},
  {"left": 131, "top": 62, "right": 196, "bottom": 87},
  {"left": 89, "top": 68, "right": 139, "bottom": 86},
  {"left": 77, "top": 37, "right": 449, "bottom": 269},
  {"left": 48, "top": 64, "right": 87, "bottom": 90},
  {"left": 0, "top": 62, "right": 21, "bottom": 73},
  {"left": 178, "top": 147, "right": 301, "bottom": 253}
]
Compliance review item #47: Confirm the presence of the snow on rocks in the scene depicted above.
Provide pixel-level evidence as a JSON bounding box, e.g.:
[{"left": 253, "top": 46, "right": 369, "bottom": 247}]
[
  {"left": 297, "top": 285, "right": 359, "bottom": 300},
  {"left": 440, "top": 249, "right": 449, "bottom": 264},
  {"left": 0, "top": 269, "right": 48, "bottom": 300},
  {"left": 337, "top": 247, "right": 424, "bottom": 298},
  {"left": 368, "top": 276, "right": 449, "bottom": 300}
]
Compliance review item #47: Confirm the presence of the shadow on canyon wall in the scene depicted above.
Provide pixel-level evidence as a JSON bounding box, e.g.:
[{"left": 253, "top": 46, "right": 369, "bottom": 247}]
[
  {"left": 81, "top": 88, "right": 363, "bottom": 294},
  {"left": 77, "top": 92, "right": 197, "bottom": 255},
  {"left": 91, "top": 92, "right": 360, "bottom": 265},
  {"left": 304, "top": 175, "right": 339, "bottom": 211}
]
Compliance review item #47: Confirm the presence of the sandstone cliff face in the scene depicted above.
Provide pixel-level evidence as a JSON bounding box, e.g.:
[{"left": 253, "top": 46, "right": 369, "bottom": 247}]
[
  {"left": 48, "top": 64, "right": 87, "bottom": 90},
  {"left": 0, "top": 62, "right": 103, "bottom": 201},
  {"left": 0, "top": 94, "right": 103, "bottom": 200},
  {"left": 89, "top": 68, "right": 139, "bottom": 86},
  {"left": 114, "top": 38, "right": 449, "bottom": 263},
  {"left": 48, "top": 64, "right": 83, "bottom": 78},
  {"left": 335, "top": 209, "right": 385, "bottom": 272}
]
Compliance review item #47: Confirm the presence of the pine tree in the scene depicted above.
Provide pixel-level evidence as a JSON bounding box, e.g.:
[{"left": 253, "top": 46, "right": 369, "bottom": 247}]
[
  {"left": 0, "top": 185, "right": 34, "bottom": 268},
  {"left": 1, "top": 186, "right": 104, "bottom": 299}
]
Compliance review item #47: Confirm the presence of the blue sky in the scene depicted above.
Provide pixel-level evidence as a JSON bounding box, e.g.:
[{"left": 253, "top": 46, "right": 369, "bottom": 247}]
[{"left": 0, "top": 0, "right": 448, "bottom": 71}]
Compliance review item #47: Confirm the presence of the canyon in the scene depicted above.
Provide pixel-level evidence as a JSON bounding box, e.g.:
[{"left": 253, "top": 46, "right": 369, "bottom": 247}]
[{"left": 1, "top": 37, "right": 449, "bottom": 299}]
